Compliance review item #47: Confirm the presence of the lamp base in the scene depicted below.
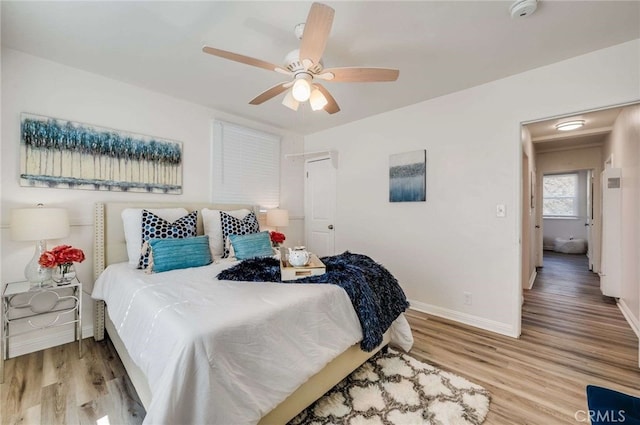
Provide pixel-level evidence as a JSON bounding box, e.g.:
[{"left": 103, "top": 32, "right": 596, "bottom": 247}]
[{"left": 24, "top": 240, "right": 52, "bottom": 284}]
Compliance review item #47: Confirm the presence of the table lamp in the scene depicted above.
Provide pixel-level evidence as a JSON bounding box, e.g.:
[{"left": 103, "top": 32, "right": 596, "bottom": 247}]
[
  {"left": 11, "top": 204, "right": 70, "bottom": 284},
  {"left": 266, "top": 208, "right": 289, "bottom": 231}
]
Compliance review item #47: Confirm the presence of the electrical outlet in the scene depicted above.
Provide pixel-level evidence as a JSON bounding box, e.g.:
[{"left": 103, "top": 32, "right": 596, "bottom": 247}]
[{"left": 464, "top": 292, "right": 472, "bottom": 306}]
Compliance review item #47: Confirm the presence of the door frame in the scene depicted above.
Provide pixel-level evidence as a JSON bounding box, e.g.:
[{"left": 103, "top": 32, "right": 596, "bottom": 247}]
[{"left": 521, "top": 151, "right": 531, "bottom": 298}]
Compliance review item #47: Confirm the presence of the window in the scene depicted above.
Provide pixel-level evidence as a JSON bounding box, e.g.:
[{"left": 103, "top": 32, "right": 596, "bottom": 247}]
[
  {"left": 211, "top": 121, "right": 280, "bottom": 208},
  {"left": 543, "top": 173, "right": 578, "bottom": 217}
]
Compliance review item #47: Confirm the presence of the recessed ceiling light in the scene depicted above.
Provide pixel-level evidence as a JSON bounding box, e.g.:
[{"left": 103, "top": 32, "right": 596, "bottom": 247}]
[{"left": 555, "top": 120, "right": 585, "bottom": 131}]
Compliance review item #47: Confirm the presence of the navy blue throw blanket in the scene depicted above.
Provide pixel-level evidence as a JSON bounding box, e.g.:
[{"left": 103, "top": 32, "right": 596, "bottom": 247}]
[{"left": 216, "top": 252, "right": 409, "bottom": 351}]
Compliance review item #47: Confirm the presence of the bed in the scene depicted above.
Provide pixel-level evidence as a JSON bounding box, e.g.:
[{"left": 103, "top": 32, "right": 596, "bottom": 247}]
[{"left": 91, "top": 202, "right": 413, "bottom": 425}]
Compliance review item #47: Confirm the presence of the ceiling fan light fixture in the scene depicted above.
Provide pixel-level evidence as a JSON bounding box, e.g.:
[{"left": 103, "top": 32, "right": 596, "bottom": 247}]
[
  {"left": 555, "top": 120, "right": 585, "bottom": 131},
  {"left": 282, "top": 90, "right": 300, "bottom": 111},
  {"left": 309, "top": 88, "right": 328, "bottom": 111},
  {"left": 292, "top": 77, "right": 312, "bottom": 102},
  {"left": 202, "top": 2, "right": 399, "bottom": 115}
]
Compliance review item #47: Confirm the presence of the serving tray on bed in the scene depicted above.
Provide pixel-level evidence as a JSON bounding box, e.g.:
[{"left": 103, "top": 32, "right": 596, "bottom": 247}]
[{"left": 280, "top": 254, "right": 326, "bottom": 281}]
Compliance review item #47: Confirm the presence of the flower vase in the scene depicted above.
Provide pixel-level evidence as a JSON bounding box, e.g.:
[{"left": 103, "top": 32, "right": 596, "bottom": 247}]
[{"left": 52, "top": 263, "right": 76, "bottom": 284}]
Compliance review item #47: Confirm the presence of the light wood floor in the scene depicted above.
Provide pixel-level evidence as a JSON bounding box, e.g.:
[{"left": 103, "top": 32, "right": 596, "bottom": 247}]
[
  {"left": 407, "top": 251, "right": 639, "bottom": 424},
  {"left": 1, "top": 251, "right": 638, "bottom": 424}
]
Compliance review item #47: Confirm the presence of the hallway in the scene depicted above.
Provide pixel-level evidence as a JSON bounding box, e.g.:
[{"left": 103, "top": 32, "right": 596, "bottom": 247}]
[{"left": 532, "top": 251, "right": 614, "bottom": 301}]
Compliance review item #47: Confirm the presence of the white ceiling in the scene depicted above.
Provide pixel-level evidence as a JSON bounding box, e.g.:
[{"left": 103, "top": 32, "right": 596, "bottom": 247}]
[
  {"left": 527, "top": 105, "right": 630, "bottom": 153},
  {"left": 2, "top": 1, "right": 639, "bottom": 135}
]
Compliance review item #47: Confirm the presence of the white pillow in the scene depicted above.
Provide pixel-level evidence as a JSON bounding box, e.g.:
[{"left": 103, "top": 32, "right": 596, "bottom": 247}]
[
  {"left": 202, "top": 208, "right": 251, "bottom": 259},
  {"left": 122, "top": 208, "right": 189, "bottom": 266}
]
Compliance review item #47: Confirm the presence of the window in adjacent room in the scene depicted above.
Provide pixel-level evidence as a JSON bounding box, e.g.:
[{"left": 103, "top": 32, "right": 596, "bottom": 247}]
[
  {"left": 542, "top": 173, "right": 578, "bottom": 217},
  {"left": 211, "top": 120, "right": 280, "bottom": 208}
]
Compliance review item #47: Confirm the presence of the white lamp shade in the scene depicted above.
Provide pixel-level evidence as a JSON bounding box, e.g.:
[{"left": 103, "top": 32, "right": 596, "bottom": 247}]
[
  {"left": 310, "top": 88, "right": 328, "bottom": 111},
  {"left": 11, "top": 207, "right": 70, "bottom": 241},
  {"left": 266, "top": 208, "right": 289, "bottom": 227},
  {"left": 292, "top": 78, "right": 311, "bottom": 102},
  {"left": 282, "top": 90, "right": 300, "bottom": 111}
]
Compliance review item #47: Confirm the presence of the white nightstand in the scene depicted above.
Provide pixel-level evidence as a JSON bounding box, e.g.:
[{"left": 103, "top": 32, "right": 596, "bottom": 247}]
[{"left": 1, "top": 279, "right": 82, "bottom": 383}]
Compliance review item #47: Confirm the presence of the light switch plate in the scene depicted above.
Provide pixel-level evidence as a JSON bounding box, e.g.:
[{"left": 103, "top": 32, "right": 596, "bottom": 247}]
[{"left": 496, "top": 204, "right": 506, "bottom": 217}]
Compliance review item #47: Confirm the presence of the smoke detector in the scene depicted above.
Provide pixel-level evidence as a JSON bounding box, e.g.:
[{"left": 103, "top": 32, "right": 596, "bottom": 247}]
[{"left": 510, "top": 0, "right": 537, "bottom": 18}]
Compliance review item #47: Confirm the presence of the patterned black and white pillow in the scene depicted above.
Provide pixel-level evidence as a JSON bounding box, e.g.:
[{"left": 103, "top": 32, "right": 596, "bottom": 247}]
[
  {"left": 220, "top": 211, "right": 260, "bottom": 258},
  {"left": 137, "top": 209, "right": 198, "bottom": 269}
]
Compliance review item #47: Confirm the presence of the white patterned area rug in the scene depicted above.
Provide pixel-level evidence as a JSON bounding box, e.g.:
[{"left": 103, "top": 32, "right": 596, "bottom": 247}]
[{"left": 289, "top": 348, "right": 490, "bottom": 425}]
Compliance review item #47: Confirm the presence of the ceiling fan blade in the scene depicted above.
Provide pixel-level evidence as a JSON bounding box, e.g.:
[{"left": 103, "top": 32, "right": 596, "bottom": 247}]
[
  {"left": 318, "top": 67, "right": 399, "bottom": 82},
  {"left": 249, "top": 82, "right": 290, "bottom": 105},
  {"left": 314, "top": 83, "right": 340, "bottom": 114},
  {"left": 299, "top": 2, "right": 335, "bottom": 66},
  {"left": 202, "top": 46, "right": 290, "bottom": 75}
]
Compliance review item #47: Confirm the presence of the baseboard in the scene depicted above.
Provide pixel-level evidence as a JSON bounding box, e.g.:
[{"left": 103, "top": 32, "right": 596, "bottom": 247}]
[
  {"left": 8, "top": 324, "right": 94, "bottom": 359},
  {"left": 526, "top": 270, "right": 537, "bottom": 290},
  {"left": 408, "top": 299, "right": 518, "bottom": 338},
  {"left": 617, "top": 299, "right": 640, "bottom": 339}
]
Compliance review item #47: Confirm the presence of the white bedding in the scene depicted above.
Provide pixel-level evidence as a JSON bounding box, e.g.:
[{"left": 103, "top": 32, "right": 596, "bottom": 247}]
[{"left": 92, "top": 260, "right": 413, "bottom": 425}]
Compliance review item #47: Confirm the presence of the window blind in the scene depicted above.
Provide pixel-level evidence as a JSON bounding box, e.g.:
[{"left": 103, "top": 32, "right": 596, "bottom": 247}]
[
  {"left": 211, "top": 121, "right": 280, "bottom": 208},
  {"left": 542, "top": 173, "right": 578, "bottom": 217}
]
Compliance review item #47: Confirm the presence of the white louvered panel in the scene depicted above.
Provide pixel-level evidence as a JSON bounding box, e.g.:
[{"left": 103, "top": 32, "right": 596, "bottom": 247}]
[{"left": 211, "top": 121, "right": 280, "bottom": 208}]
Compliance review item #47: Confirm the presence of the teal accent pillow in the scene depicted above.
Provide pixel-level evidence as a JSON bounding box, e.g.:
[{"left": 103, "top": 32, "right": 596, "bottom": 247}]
[
  {"left": 229, "top": 231, "right": 274, "bottom": 260},
  {"left": 148, "top": 235, "right": 212, "bottom": 273}
]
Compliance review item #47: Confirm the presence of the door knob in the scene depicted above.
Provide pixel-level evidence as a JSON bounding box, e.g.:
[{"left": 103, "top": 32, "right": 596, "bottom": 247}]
[
  {"left": 328, "top": 225, "right": 334, "bottom": 230},
  {"left": 535, "top": 225, "right": 540, "bottom": 228}
]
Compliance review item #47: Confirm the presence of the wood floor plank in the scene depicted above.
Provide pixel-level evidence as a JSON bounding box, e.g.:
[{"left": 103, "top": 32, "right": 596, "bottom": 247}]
[
  {"left": 105, "top": 375, "right": 144, "bottom": 425},
  {"left": 1, "top": 350, "right": 43, "bottom": 421},
  {"left": 73, "top": 337, "right": 108, "bottom": 407},
  {"left": 102, "top": 338, "right": 127, "bottom": 382},
  {"left": 77, "top": 397, "right": 109, "bottom": 425},
  {"left": 23, "top": 404, "right": 41, "bottom": 425},
  {"left": 0, "top": 251, "right": 638, "bottom": 424},
  {"left": 41, "top": 381, "right": 68, "bottom": 424}
]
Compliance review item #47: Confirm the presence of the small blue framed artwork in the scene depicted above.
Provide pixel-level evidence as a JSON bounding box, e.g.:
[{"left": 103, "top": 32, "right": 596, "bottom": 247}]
[
  {"left": 20, "top": 113, "right": 182, "bottom": 193},
  {"left": 389, "top": 149, "right": 426, "bottom": 202}
]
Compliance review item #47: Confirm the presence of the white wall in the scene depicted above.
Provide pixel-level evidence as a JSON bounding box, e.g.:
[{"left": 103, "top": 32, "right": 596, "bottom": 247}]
[
  {"left": 305, "top": 39, "right": 640, "bottom": 337},
  {"left": 1, "top": 49, "right": 304, "bottom": 357},
  {"left": 602, "top": 104, "right": 640, "bottom": 335}
]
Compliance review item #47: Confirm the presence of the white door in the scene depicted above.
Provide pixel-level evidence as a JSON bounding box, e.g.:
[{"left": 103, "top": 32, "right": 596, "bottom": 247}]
[
  {"left": 586, "top": 170, "right": 594, "bottom": 270},
  {"left": 305, "top": 158, "right": 336, "bottom": 257}
]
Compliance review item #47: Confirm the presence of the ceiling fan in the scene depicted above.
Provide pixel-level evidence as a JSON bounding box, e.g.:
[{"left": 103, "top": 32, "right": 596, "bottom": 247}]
[{"left": 202, "top": 2, "right": 399, "bottom": 114}]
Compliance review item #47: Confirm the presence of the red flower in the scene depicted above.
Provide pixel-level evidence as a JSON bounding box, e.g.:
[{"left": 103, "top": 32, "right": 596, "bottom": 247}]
[
  {"left": 61, "top": 248, "right": 85, "bottom": 263},
  {"left": 38, "top": 251, "right": 57, "bottom": 268},
  {"left": 38, "top": 244, "right": 85, "bottom": 268},
  {"left": 270, "top": 231, "right": 286, "bottom": 244}
]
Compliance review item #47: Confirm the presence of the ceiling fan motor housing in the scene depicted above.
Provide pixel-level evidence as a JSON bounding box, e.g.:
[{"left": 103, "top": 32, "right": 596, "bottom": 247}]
[
  {"left": 510, "top": 0, "right": 537, "bottom": 18},
  {"left": 284, "top": 49, "right": 323, "bottom": 74}
]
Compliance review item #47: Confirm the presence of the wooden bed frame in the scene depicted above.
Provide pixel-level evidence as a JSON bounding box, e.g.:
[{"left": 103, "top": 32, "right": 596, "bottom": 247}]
[{"left": 93, "top": 202, "right": 389, "bottom": 424}]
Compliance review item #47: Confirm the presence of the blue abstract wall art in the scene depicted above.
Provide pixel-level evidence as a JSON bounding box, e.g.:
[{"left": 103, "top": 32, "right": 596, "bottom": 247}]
[
  {"left": 20, "top": 113, "right": 182, "bottom": 194},
  {"left": 389, "top": 149, "right": 426, "bottom": 202}
]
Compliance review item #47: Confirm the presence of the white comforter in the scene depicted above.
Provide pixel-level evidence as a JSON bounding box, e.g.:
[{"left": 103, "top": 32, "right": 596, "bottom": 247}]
[{"left": 92, "top": 261, "right": 413, "bottom": 425}]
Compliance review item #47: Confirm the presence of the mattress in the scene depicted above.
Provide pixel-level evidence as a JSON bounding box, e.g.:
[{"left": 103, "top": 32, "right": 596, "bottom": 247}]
[{"left": 92, "top": 260, "right": 412, "bottom": 424}]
